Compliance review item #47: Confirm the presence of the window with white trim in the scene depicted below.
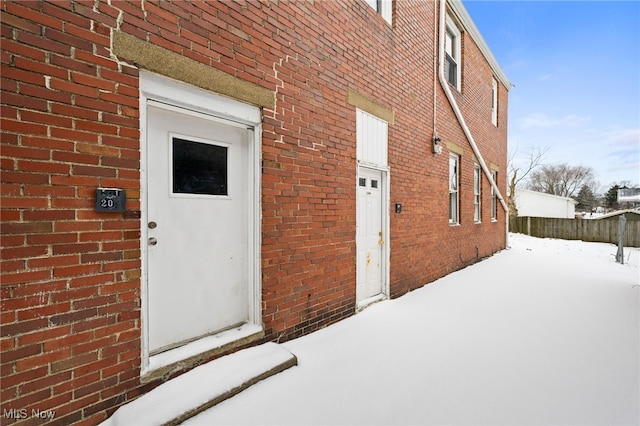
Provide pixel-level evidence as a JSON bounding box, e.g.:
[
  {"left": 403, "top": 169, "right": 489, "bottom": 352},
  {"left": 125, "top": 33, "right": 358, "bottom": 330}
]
[
  {"left": 491, "top": 77, "right": 498, "bottom": 126},
  {"left": 474, "top": 164, "right": 482, "bottom": 223},
  {"left": 449, "top": 154, "right": 459, "bottom": 224},
  {"left": 491, "top": 170, "right": 498, "bottom": 221},
  {"left": 445, "top": 15, "right": 461, "bottom": 90},
  {"left": 365, "top": 0, "right": 392, "bottom": 25}
]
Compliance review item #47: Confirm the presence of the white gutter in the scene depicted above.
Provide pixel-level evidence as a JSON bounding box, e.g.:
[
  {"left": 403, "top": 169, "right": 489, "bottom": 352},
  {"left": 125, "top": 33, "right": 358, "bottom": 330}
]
[{"left": 438, "top": 0, "right": 509, "bottom": 216}]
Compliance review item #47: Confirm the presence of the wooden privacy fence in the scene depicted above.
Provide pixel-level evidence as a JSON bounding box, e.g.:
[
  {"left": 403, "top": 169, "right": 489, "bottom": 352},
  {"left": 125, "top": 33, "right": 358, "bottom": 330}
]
[{"left": 510, "top": 216, "right": 640, "bottom": 248}]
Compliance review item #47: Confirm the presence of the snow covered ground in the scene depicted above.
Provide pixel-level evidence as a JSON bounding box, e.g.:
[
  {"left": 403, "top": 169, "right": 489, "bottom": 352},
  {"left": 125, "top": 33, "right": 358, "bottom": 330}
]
[{"left": 184, "top": 234, "right": 639, "bottom": 426}]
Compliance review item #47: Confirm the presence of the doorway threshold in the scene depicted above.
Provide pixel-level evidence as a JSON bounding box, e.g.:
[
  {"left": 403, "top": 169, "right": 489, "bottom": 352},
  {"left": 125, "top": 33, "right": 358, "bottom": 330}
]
[
  {"left": 143, "top": 323, "right": 263, "bottom": 383},
  {"left": 356, "top": 293, "right": 387, "bottom": 312}
]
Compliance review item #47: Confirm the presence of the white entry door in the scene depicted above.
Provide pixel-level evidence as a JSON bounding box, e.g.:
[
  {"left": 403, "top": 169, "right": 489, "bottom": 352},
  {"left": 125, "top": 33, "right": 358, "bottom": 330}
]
[
  {"left": 146, "top": 102, "right": 252, "bottom": 355},
  {"left": 356, "top": 167, "right": 385, "bottom": 302}
]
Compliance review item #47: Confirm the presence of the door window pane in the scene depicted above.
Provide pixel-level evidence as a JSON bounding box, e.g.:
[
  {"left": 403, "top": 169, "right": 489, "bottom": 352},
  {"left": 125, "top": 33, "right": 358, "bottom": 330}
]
[{"left": 173, "top": 137, "right": 228, "bottom": 195}]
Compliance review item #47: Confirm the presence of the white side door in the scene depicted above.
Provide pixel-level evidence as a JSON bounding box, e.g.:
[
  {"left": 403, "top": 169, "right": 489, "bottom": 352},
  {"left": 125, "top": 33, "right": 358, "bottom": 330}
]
[
  {"left": 356, "top": 167, "right": 384, "bottom": 302},
  {"left": 146, "top": 102, "right": 252, "bottom": 354}
]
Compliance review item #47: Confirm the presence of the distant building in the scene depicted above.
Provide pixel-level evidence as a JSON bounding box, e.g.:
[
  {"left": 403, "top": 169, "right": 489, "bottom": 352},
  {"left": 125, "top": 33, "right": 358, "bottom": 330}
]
[
  {"left": 618, "top": 187, "right": 640, "bottom": 207},
  {"left": 515, "top": 189, "right": 578, "bottom": 219}
]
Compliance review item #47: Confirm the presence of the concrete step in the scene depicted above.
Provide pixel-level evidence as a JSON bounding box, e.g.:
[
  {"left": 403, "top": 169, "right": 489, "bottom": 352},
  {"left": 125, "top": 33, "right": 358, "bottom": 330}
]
[{"left": 101, "top": 342, "right": 297, "bottom": 425}]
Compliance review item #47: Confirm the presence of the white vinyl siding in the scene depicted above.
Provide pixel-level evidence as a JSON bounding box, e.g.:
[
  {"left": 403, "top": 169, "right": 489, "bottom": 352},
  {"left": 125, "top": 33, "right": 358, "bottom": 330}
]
[
  {"left": 449, "top": 154, "right": 459, "bottom": 224},
  {"left": 356, "top": 109, "right": 388, "bottom": 168}
]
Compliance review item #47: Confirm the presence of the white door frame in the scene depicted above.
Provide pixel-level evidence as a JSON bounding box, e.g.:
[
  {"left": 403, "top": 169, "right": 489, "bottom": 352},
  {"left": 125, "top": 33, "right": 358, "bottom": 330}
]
[
  {"left": 356, "top": 163, "right": 390, "bottom": 309},
  {"left": 139, "top": 71, "right": 262, "bottom": 374}
]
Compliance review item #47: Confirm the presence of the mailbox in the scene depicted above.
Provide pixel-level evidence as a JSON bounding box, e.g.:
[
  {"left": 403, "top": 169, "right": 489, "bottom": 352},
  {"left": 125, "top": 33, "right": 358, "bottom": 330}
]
[{"left": 95, "top": 188, "right": 126, "bottom": 212}]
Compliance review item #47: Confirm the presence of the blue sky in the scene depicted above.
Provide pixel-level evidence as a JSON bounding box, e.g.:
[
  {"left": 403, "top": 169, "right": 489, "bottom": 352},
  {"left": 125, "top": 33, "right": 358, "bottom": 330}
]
[{"left": 463, "top": 0, "right": 640, "bottom": 192}]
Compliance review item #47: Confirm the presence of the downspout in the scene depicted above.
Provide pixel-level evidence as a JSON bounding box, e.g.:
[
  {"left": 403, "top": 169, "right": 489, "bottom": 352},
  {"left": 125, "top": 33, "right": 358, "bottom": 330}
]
[
  {"left": 432, "top": 0, "right": 439, "bottom": 143},
  {"left": 437, "top": 0, "right": 510, "bottom": 243}
]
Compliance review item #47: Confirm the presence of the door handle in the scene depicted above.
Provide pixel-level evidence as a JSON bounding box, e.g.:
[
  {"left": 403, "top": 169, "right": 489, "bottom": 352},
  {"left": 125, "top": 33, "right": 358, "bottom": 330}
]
[{"left": 148, "top": 237, "right": 158, "bottom": 246}]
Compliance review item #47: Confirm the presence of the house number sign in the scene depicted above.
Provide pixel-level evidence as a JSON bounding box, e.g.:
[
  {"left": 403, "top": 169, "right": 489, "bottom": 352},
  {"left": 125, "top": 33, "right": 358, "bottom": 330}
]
[{"left": 95, "top": 188, "right": 126, "bottom": 212}]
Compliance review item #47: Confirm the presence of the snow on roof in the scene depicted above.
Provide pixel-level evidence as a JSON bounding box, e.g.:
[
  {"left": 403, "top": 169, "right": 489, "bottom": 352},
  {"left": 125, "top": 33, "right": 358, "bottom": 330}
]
[{"left": 595, "top": 209, "right": 640, "bottom": 220}]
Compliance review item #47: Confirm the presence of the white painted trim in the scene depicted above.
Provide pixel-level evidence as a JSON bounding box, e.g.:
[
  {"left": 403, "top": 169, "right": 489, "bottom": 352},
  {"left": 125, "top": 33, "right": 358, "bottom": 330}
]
[
  {"left": 357, "top": 160, "right": 390, "bottom": 172},
  {"left": 147, "top": 99, "right": 252, "bottom": 130},
  {"left": 248, "top": 126, "right": 262, "bottom": 327},
  {"left": 140, "top": 71, "right": 261, "bottom": 126},
  {"left": 355, "top": 105, "right": 390, "bottom": 309},
  {"left": 383, "top": 166, "right": 390, "bottom": 300},
  {"left": 139, "top": 85, "right": 151, "bottom": 374},
  {"left": 380, "top": 0, "right": 393, "bottom": 25},
  {"left": 139, "top": 71, "right": 262, "bottom": 375},
  {"left": 356, "top": 165, "right": 390, "bottom": 308}
]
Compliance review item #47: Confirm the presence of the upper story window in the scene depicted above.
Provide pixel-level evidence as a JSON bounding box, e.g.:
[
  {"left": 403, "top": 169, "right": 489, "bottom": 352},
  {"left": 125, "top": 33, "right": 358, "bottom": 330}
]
[
  {"left": 365, "top": 0, "right": 392, "bottom": 26},
  {"left": 491, "top": 77, "right": 498, "bottom": 126},
  {"left": 445, "top": 15, "right": 461, "bottom": 90}
]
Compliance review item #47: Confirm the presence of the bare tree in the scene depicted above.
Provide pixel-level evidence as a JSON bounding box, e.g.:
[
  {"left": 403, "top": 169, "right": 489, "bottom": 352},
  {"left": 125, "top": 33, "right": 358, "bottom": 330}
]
[
  {"left": 527, "top": 163, "right": 596, "bottom": 198},
  {"left": 507, "top": 146, "right": 549, "bottom": 218}
]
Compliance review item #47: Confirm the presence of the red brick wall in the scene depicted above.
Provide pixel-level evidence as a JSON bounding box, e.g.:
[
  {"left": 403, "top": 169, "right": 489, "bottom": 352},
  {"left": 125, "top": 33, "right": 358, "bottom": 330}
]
[{"left": 1, "top": 0, "right": 508, "bottom": 424}]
